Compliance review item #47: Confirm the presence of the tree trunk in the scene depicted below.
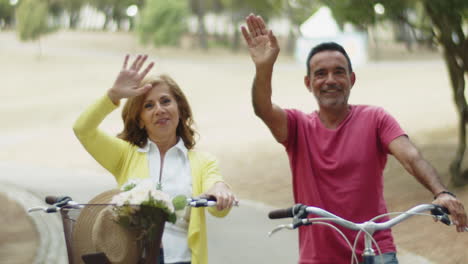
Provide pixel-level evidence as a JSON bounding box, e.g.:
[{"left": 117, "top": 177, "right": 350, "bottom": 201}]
[
  {"left": 232, "top": 26, "right": 241, "bottom": 52},
  {"left": 286, "top": 28, "right": 297, "bottom": 55},
  {"left": 69, "top": 11, "right": 80, "bottom": 29},
  {"left": 369, "top": 26, "right": 380, "bottom": 61},
  {"left": 102, "top": 9, "right": 112, "bottom": 31},
  {"left": 424, "top": 2, "right": 468, "bottom": 186},
  {"left": 36, "top": 38, "right": 42, "bottom": 61},
  {"left": 230, "top": 12, "right": 242, "bottom": 52},
  {"left": 444, "top": 48, "right": 468, "bottom": 186},
  {"left": 195, "top": 0, "right": 208, "bottom": 50}
]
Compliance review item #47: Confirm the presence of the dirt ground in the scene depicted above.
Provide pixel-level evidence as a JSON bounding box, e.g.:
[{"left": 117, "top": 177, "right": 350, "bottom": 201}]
[{"left": 0, "top": 30, "right": 467, "bottom": 263}]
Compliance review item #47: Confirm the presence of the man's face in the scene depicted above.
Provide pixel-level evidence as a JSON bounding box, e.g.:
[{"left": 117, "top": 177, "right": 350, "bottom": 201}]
[{"left": 304, "top": 50, "right": 355, "bottom": 110}]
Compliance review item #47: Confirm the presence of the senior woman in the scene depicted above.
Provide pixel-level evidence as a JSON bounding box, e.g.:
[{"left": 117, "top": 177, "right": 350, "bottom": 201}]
[{"left": 73, "top": 54, "right": 236, "bottom": 264}]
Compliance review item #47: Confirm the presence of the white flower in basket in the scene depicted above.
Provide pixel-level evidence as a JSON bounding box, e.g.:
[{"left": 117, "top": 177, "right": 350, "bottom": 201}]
[{"left": 110, "top": 179, "right": 187, "bottom": 263}]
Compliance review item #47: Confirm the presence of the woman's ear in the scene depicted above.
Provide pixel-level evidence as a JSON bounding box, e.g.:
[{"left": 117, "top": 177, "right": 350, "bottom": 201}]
[{"left": 138, "top": 120, "right": 144, "bottom": 130}]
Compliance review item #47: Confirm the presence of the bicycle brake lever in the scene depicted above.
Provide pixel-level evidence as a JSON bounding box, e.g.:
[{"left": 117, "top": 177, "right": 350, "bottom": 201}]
[
  {"left": 439, "top": 215, "right": 452, "bottom": 226},
  {"left": 268, "top": 224, "right": 294, "bottom": 237},
  {"left": 27, "top": 206, "right": 58, "bottom": 213},
  {"left": 292, "top": 217, "right": 312, "bottom": 229},
  {"left": 28, "top": 207, "right": 47, "bottom": 213}
]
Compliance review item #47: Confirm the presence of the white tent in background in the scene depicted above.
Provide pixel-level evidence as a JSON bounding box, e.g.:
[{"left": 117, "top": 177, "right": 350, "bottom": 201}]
[
  {"left": 300, "top": 7, "right": 340, "bottom": 38},
  {"left": 295, "top": 7, "right": 368, "bottom": 68}
]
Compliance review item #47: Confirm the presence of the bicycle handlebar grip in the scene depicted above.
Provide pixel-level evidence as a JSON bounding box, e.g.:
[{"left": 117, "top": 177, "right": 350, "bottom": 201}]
[
  {"left": 431, "top": 205, "right": 451, "bottom": 226},
  {"left": 45, "top": 195, "right": 71, "bottom": 205},
  {"left": 268, "top": 207, "right": 294, "bottom": 219},
  {"left": 46, "top": 207, "right": 58, "bottom": 213},
  {"left": 431, "top": 205, "right": 450, "bottom": 216},
  {"left": 45, "top": 196, "right": 60, "bottom": 205}
]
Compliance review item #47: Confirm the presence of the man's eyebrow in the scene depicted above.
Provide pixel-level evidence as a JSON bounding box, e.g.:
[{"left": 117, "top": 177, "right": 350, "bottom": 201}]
[{"left": 313, "top": 68, "right": 325, "bottom": 74}]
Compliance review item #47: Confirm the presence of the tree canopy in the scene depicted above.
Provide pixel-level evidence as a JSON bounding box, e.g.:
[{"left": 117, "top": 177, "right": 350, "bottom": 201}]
[
  {"left": 0, "top": 0, "right": 15, "bottom": 28},
  {"left": 137, "top": 0, "right": 189, "bottom": 46},
  {"left": 16, "top": 0, "right": 49, "bottom": 42}
]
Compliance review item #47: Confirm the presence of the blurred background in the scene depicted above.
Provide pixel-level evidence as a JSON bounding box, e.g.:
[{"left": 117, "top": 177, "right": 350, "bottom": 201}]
[{"left": 1, "top": 0, "right": 467, "bottom": 263}]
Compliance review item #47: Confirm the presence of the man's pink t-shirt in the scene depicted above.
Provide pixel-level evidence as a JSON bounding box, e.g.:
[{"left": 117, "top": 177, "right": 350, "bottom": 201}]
[{"left": 283, "top": 105, "right": 406, "bottom": 264}]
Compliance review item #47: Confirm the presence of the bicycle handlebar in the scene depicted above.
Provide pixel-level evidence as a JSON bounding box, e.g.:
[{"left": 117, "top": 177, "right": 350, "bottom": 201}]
[
  {"left": 269, "top": 203, "right": 453, "bottom": 232},
  {"left": 29, "top": 195, "right": 239, "bottom": 213},
  {"left": 187, "top": 197, "right": 239, "bottom": 207},
  {"left": 187, "top": 197, "right": 217, "bottom": 207}
]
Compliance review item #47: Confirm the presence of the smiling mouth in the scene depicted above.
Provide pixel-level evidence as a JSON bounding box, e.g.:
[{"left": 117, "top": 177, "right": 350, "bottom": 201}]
[
  {"left": 321, "top": 84, "right": 342, "bottom": 93},
  {"left": 322, "top": 89, "right": 341, "bottom": 95},
  {"left": 155, "top": 118, "right": 170, "bottom": 125}
]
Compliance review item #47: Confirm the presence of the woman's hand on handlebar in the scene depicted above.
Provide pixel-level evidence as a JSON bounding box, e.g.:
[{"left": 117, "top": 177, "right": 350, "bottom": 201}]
[
  {"left": 201, "top": 182, "right": 237, "bottom": 211},
  {"left": 107, "top": 54, "right": 154, "bottom": 104},
  {"left": 433, "top": 194, "right": 467, "bottom": 232}
]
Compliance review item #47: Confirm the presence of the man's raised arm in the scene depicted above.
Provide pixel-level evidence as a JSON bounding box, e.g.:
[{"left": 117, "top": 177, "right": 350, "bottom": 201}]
[{"left": 241, "top": 14, "right": 287, "bottom": 143}]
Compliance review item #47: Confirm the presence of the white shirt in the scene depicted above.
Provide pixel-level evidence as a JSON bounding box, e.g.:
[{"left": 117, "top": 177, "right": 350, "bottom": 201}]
[{"left": 138, "top": 138, "right": 192, "bottom": 263}]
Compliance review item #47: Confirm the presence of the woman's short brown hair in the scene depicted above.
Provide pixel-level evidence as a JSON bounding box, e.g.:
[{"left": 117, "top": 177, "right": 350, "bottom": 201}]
[{"left": 117, "top": 74, "right": 197, "bottom": 149}]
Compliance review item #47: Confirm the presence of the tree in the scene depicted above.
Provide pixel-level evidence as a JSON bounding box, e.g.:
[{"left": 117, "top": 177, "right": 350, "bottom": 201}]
[
  {"left": 90, "top": 0, "right": 143, "bottom": 31},
  {"left": 189, "top": 0, "right": 225, "bottom": 50},
  {"left": 282, "top": 0, "right": 321, "bottom": 54},
  {"left": 64, "top": 0, "right": 85, "bottom": 29},
  {"left": 221, "top": 0, "right": 282, "bottom": 51},
  {"left": 0, "top": 0, "right": 15, "bottom": 28},
  {"left": 137, "top": 0, "right": 189, "bottom": 46},
  {"left": 46, "top": 0, "right": 87, "bottom": 29},
  {"left": 319, "top": 0, "right": 468, "bottom": 186},
  {"left": 16, "top": 0, "right": 50, "bottom": 57},
  {"left": 88, "top": 0, "right": 114, "bottom": 30},
  {"left": 423, "top": 1, "right": 468, "bottom": 186}
]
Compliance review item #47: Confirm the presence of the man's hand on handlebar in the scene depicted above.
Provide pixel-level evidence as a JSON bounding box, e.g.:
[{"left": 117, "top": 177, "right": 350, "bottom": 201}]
[{"left": 433, "top": 194, "right": 468, "bottom": 232}]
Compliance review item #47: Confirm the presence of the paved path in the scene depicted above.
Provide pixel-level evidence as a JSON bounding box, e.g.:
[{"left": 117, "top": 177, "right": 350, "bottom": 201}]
[
  {"left": 207, "top": 200, "right": 298, "bottom": 263},
  {"left": 2, "top": 161, "right": 434, "bottom": 263}
]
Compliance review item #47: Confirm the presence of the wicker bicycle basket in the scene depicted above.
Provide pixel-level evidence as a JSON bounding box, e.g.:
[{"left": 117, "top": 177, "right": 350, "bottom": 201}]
[{"left": 59, "top": 205, "right": 165, "bottom": 264}]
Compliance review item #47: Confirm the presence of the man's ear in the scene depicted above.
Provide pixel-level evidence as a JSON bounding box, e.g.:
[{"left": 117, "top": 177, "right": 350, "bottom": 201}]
[
  {"left": 304, "top": 75, "right": 311, "bottom": 92},
  {"left": 350, "top": 72, "right": 356, "bottom": 88}
]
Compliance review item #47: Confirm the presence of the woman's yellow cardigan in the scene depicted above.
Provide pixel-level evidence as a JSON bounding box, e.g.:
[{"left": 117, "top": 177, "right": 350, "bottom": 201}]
[{"left": 73, "top": 95, "right": 229, "bottom": 264}]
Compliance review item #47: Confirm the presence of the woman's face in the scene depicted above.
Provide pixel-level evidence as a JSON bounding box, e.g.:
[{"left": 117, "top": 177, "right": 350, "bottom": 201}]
[{"left": 139, "top": 83, "right": 180, "bottom": 143}]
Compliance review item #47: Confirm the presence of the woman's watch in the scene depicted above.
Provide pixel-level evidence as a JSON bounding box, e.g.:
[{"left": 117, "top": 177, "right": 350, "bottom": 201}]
[{"left": 433, "top": 190, "right": 457, "bottom": 200}]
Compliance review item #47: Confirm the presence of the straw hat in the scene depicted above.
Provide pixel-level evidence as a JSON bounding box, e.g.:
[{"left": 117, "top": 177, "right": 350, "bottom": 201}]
[{"left": 72, "top": 189, "right": 141, "bottom": 264}]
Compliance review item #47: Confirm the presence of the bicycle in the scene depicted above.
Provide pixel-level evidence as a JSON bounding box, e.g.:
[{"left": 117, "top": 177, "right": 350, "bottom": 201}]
[
  {"left": 28, "top": 194, "right": 234, "bottom": 264},
  {"left": 267, "top": 203, "right": 465, "bottom": 264}
]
